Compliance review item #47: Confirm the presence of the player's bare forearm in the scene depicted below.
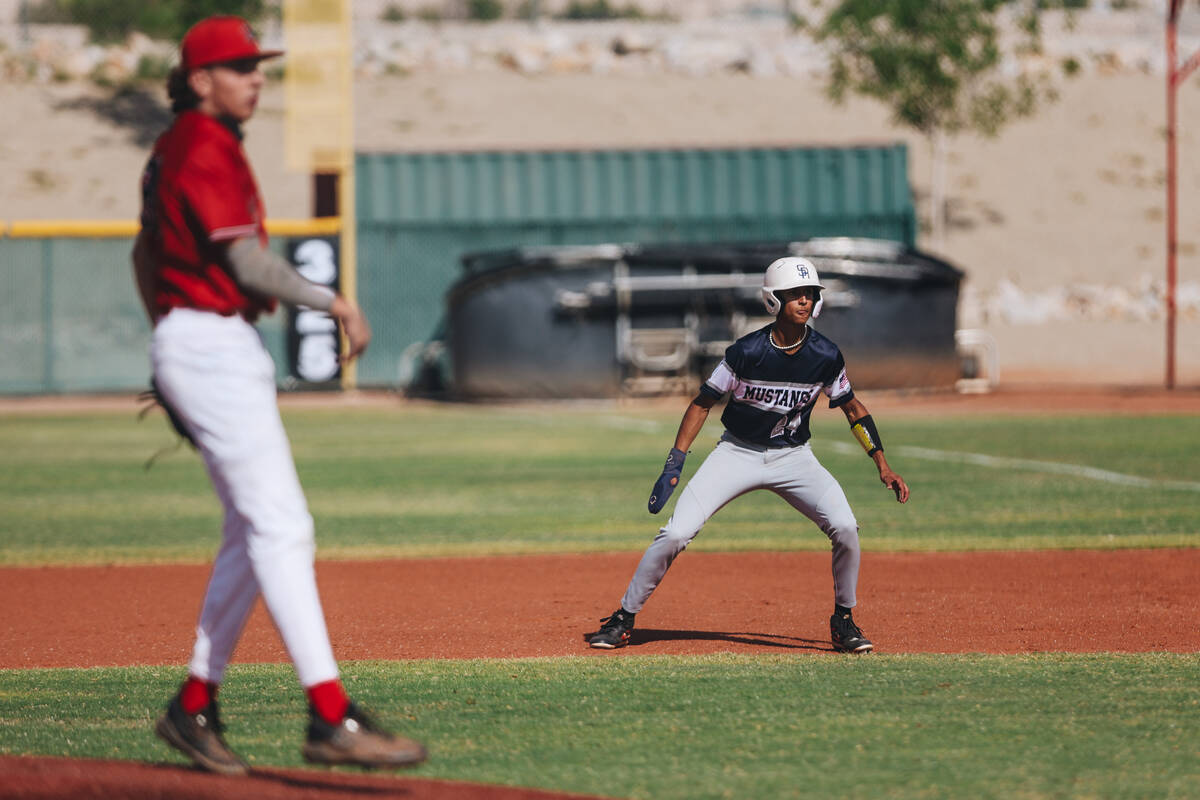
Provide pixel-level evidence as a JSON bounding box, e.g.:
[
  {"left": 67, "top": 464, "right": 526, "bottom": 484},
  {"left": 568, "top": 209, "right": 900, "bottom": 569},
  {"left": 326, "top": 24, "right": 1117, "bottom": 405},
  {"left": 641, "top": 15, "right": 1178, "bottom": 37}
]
[
  {"left": 841, "top": 397, "right": 909, "bottom": 502},
  {"left": 672, "top": 394, "right": 716, "bottom": 452},
  {"left": 131, "top": 230, "right": 158, "bottom": 323},
  {"left": 876, "top": 453, "right": 910, "bottom": 503}
]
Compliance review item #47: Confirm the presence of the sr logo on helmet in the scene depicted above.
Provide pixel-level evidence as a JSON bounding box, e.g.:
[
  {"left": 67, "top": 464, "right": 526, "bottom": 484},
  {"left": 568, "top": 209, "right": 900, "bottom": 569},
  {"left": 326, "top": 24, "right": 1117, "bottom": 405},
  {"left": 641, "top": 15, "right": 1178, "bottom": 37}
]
[{"left": 761, "top": 257, "right": 827, "bottom": 317}]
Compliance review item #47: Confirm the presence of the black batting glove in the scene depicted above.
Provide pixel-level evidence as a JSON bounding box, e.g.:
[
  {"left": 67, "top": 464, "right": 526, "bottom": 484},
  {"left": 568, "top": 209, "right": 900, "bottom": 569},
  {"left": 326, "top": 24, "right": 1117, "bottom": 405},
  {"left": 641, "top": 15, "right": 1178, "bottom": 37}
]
[{"left": 648, "top": 447, "right": 687, "bottom": 514}]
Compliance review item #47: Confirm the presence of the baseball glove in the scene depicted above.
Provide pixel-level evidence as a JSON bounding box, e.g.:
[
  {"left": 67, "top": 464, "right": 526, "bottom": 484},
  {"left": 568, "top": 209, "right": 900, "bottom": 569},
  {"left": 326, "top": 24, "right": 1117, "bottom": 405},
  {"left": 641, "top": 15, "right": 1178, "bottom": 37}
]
[
  {"left": 138, "top": 377, "right": 196, "bottom": 467},
  {"left": 647, "top": 447, "right": 687, "bottom": 514}
]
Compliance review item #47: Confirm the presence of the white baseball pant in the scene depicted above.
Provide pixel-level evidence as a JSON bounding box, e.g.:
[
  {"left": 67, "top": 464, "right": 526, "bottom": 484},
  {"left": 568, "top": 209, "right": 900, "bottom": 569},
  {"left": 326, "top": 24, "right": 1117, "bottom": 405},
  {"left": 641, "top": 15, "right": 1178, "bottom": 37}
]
[{"left": 151, "top": 307, "right": 339, "bottom": 688}]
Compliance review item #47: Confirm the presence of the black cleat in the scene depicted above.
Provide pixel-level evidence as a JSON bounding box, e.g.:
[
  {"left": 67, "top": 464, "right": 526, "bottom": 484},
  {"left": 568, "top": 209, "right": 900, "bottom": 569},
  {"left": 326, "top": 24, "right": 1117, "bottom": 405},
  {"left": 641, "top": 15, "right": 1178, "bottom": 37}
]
[
  {"left": 155, "top": 695, "right": 249, "bottom": 776},
  {"left": 830, "top": 611, "right": 874, "bottom": 653},
  {"left": 302, "top": 702, "right": 427, "bottom": 769},
  {"left": 589, "top": 608, "right": 635, "bottom": 649}
]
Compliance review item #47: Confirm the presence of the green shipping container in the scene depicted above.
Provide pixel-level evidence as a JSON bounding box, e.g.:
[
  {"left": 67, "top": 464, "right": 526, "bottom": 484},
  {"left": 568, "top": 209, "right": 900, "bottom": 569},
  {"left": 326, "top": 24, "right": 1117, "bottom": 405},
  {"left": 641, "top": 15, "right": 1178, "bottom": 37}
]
[{"left": 354, "top": 144, "right": 915, "bottom": 388}]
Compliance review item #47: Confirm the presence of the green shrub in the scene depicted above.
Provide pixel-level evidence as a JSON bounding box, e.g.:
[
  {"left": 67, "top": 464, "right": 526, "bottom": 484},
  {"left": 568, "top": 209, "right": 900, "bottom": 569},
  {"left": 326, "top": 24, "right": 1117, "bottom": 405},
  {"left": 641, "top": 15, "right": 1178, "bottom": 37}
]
[
  {"left": 558, "top": 1, "right": 646, "bottom": 20},
  {"left": 380, "top": 3, "right": 406, "bottom": 22},
  {"left": 56, "top": 0, "right": 267, "bottom": 44},
  {"left": 135, "top": 53, "right": 173, "bottom": 82},
  {"left": 467, "top": 0, "right": 504, "bottom": 20}
]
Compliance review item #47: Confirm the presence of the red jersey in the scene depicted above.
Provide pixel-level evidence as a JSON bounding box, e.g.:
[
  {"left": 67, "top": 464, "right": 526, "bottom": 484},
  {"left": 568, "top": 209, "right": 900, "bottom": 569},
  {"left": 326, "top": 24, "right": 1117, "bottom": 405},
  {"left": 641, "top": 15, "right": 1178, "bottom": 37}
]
[{"left": 139, "top": 110, "right": 276, "bottom": 320}]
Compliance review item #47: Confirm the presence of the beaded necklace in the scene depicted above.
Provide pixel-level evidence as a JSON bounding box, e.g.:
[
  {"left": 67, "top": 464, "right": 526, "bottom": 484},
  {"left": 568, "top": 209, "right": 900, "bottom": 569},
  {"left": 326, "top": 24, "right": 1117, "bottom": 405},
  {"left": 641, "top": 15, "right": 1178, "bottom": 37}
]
[{"left": 769, "top": 325, "right": 808, "bottom": 351}]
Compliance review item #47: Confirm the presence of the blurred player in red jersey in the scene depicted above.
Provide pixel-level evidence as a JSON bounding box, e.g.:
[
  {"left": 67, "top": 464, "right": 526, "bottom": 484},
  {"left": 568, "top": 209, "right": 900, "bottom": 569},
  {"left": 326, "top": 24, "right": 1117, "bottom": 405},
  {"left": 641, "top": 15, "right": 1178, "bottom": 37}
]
[{"left": 132, "top": 16, "right": 426, "bottom": 774}]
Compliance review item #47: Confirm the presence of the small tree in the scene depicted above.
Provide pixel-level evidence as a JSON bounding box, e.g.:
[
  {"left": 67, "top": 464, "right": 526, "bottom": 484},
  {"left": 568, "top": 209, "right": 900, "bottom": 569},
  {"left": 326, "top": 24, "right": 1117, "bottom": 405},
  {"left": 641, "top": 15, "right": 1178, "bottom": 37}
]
[
  {"left": 60, "top": 0, "right": 267, "bottom": 43},
  {"left": 815, "top": 0, "right": 1053, "bottom": 249},
  {"left": 467, "top": 0, "right": 505, "bottom": 20}
]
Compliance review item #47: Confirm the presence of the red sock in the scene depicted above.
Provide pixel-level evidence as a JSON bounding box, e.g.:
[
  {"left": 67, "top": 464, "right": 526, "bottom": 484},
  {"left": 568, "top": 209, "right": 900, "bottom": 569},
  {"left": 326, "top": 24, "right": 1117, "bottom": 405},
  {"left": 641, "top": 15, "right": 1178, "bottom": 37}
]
[
  {"left": 178, "top": 676, "right": 218, "bottom": 714},
  {"left": 306, "top": 679, "right": 350, "bottom": 725}
]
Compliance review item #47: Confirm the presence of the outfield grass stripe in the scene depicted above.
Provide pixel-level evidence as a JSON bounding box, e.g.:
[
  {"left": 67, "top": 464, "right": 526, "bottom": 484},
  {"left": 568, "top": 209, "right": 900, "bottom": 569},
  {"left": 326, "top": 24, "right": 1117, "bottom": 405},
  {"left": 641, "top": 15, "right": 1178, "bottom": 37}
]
[
  {"left": 825, "top": 441, "right": 1200, "bottom": 491},
  {"left": 2, "top": 409, "right": 1198, "bottom": 564},
  {"left": 1, "top": 655, "right": 1197, "bottom": 800}
]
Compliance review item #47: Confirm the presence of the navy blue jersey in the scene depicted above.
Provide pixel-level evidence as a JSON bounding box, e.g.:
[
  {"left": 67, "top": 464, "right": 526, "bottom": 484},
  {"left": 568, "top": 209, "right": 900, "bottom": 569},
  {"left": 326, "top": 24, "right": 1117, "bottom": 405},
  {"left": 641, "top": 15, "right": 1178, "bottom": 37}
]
[{"left": 698, "top": 324, "right": 854, "bottom": 447}]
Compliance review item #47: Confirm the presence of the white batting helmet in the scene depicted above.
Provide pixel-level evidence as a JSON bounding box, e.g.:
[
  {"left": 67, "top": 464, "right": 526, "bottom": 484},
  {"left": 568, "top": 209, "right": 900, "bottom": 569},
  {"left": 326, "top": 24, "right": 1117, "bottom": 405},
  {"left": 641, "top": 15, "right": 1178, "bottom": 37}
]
[{"left": 761, "top": 257, "right": 826, "bottom": 317}]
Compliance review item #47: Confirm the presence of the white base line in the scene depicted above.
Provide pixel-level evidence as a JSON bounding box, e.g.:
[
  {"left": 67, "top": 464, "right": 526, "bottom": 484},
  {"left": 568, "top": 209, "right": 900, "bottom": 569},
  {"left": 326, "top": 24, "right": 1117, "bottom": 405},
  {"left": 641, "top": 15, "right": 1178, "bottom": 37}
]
[{"left": 825, "top": 441, "right": 1200, "bottom": 493}]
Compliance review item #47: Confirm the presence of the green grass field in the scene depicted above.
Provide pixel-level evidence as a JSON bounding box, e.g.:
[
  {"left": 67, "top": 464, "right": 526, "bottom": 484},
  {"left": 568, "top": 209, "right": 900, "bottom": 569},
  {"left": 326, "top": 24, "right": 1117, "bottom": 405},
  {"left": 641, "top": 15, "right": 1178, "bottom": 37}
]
[
  {"left": 1, "top": 656, "right": 1197, "bottom": 799},
  {"left": 1, "top": 402, "right": 1198, "bottom": 798},
  {"left": 1, "top": 405, "right": 1198, "bottom": 565}
]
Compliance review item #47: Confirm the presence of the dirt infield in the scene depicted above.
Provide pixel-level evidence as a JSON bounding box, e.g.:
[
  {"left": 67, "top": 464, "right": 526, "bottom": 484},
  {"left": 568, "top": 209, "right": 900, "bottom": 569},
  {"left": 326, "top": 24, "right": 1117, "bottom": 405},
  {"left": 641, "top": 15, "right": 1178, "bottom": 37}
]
[
  {"left": 0, "top": 754, "right": 610, "bottom": 800},
  {"left": 2, "top": 549, "right": 1197, "bottom": 797},
  {"left": 3, "top": 549, "right": 1197, "bottom": 669}
]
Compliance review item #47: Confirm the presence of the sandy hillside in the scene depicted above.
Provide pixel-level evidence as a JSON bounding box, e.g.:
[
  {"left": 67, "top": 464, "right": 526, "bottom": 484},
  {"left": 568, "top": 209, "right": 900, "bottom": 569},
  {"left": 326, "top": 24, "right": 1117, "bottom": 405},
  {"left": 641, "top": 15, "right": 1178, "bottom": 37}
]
[{"left": 1, "top": 10, "right": 1198, "bottom": 386}]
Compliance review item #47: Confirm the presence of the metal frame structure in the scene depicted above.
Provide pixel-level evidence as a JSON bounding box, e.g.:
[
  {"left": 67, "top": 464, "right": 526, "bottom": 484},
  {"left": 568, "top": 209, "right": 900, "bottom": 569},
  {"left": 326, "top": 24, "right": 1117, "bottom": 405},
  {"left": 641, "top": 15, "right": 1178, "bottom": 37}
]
[{"left": 1166, "top": 1, "right": 1200, "bottom": 389}]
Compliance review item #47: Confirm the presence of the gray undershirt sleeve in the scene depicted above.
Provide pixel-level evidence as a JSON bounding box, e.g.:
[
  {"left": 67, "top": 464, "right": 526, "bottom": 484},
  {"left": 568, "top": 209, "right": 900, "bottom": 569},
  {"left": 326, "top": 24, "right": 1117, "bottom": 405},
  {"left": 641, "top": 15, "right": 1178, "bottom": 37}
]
[{"left": 226, "top": 238, "right": 336, "bottom": 312}]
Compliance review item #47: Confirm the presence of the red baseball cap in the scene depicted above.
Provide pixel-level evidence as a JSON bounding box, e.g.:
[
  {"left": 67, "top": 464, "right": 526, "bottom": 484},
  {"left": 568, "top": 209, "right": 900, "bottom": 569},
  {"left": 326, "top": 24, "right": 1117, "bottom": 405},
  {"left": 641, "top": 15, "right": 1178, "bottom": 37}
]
[{"left": 181, "top": 16, "right": 283, "bottom": 71}]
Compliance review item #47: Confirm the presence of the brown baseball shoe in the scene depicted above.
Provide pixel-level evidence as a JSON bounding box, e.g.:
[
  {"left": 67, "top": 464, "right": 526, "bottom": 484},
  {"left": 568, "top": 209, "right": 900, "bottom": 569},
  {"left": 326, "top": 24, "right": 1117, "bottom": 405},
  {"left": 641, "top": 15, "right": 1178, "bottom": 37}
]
[
  {"left": 301, "top": 702, "right": 427, "bottom": 769},
  {"left": 154, "top": 695, "right": 249, "bottom": 776}
]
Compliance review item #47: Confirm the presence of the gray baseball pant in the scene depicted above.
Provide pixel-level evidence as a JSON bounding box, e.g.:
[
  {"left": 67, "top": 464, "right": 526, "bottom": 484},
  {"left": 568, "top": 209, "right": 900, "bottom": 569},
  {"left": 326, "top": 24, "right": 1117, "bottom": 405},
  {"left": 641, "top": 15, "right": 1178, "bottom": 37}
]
[{"left": 620, "top": 434, "right": 860, "bottom": 613}]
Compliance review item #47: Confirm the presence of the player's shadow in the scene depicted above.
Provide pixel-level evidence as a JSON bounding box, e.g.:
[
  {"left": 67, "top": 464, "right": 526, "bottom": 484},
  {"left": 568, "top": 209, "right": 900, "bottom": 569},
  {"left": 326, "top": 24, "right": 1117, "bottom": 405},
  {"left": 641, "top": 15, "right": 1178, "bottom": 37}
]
[{"left": 583, "top": 628, "right": 830, "bottom": 652}]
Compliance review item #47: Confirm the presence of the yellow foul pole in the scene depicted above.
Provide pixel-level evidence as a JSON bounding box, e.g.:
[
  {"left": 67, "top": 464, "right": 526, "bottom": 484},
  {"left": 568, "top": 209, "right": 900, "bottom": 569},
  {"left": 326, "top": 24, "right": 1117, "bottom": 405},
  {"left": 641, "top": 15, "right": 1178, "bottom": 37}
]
[
  {"left": 337, "top": 1, "right": 357, "bottom": 392},
  {"left": 282, "top": 0, "right": 356, "bottom": 389}
]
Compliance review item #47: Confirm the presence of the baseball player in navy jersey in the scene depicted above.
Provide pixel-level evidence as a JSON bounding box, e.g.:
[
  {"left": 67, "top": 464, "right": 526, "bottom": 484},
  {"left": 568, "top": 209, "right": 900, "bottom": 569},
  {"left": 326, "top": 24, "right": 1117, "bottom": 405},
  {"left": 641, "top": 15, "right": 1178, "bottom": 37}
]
[
  {"left": 133, "top": 16, "right": 425, "bottom": 774},
  {"left": 589, "top": 256, "right": 909, "bottom": 653}
]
